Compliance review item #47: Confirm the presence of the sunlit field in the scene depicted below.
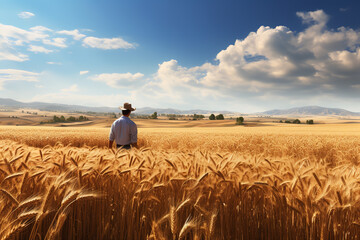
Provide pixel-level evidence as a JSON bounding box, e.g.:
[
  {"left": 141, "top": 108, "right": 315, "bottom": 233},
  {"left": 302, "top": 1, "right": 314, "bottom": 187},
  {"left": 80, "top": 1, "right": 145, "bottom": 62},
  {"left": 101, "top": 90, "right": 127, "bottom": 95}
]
[{"left": 1, "top": 124, "right": 360, "bottom": 239}]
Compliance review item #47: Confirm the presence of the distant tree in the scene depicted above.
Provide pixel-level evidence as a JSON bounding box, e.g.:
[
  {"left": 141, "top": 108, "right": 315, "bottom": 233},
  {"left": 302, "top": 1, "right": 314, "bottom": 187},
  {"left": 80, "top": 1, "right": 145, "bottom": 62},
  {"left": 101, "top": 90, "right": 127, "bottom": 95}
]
[
  {"left": 53, "top": 115, "right": 60, "bottom": 122},
  {"left": 209, "top": 114, "right": 215, "bottom": 120},
  {"left": 60, "top": 116, "right": 66, "bottom": 122},
  {"left": 293, "top": 119, "right": 301, "bottom": 124},
  {"left": 285, "top": 120, "right": 291, "bottom": 123},
  {"left": 279, "top": 120, "right": 283, "bottom": 123},
  {"left": 306, "top": 119, "right": 314, "bottom": 124},
  {"left": 193, "top": 114, "right": 205, "bottom": 120},
  {"left": 216, "top": 114, "right": 224, "bottom": 120},
  {"left": 67, "top": 116, "right": 76, "bottom": 122},
  {"left": 150, "top": 112, "right": 158, "bottom": 119},
  {"left": 236, "top": 117, "right": 244, "bottom": 125}
]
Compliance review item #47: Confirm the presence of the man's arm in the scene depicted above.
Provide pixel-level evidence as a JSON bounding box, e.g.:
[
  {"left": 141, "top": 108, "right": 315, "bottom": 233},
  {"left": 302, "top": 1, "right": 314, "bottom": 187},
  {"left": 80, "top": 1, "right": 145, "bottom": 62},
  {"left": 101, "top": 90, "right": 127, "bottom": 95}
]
[
  {"left": 130, "top": 123, "right": 138, "bottom": 148},
  {"left": 109, "top": 122, "right": 115, "bottom": 148}
]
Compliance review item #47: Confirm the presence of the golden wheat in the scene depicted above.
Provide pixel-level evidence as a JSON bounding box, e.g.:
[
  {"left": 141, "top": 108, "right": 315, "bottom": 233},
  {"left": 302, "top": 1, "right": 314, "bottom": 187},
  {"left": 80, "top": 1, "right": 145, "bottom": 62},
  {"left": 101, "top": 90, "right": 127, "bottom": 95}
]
[{"left": 0, "top": 125, "right": 360, "bottom": 239}]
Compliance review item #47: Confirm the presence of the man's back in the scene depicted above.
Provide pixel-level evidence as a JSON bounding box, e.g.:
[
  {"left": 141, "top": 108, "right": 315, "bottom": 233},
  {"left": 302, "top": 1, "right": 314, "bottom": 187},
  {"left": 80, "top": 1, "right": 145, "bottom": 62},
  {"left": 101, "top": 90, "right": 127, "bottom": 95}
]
[{"left": 109, "top": 116, "right": 137, "bottom": 146}]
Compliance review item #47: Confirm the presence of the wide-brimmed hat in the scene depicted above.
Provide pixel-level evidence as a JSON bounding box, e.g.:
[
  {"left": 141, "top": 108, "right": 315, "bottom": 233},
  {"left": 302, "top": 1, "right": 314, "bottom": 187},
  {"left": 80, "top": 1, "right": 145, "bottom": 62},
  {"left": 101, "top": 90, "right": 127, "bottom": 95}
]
[{"left": 119, "top": 102, "right": 136, "bottom": 111}]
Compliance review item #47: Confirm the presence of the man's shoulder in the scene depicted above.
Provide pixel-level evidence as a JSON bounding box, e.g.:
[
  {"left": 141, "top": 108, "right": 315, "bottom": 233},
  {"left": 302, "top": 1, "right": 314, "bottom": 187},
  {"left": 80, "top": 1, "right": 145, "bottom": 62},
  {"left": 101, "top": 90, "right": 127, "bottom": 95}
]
[
  {"left": 113, "top": 118, "right": 121, "bottom": 123},
  {"left": 117, "top": 117, "right": 136, "bottom": 125},
  {"left": 112, "top": 118, "right": 122, "bottom": 125},
  {"left": 129, "top": 118, "right": 137, "bottom": 126}
]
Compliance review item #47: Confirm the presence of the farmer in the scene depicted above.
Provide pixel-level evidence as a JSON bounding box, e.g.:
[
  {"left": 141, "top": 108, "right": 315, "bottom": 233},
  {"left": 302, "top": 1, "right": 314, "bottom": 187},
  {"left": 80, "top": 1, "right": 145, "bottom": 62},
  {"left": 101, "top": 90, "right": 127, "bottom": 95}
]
[{"left": 108, "top": 102, "right": 138, "bottom": 149}]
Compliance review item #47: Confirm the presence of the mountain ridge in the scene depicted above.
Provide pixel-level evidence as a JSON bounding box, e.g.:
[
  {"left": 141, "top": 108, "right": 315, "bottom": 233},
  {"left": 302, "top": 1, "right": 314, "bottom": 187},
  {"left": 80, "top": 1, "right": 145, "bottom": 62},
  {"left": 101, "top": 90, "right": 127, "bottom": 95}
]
[
  {"left": 0, "top": 98, "right": 234, "bottom": 115},
  {"left": 0, "top": 98, "right": 359, "bottom": 116},
  {"left": 260, "top": 106, "right": 360, "bottom": 116}
]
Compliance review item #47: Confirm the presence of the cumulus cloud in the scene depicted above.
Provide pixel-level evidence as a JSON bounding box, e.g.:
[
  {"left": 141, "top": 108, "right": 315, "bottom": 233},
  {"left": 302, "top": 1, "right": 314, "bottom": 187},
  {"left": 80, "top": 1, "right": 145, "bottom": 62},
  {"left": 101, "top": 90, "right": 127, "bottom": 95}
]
[
  {"left": 117, "top": 10, "right": 360, "bottom": 111},
  {"left": 0, "top": 47, "right": 29, "bottom": 62},
  {"left": 18, "top": 12, "right": 35, "bottom": 19},
  {"left": 0, "top": 69, "right": 39, "bottom": 90},
  {"left": 135, "top": 10, "right": 360, "bottom": 109},
  {"left": 30, "top": 26, "right": 52, "bottom": 33},
  {"left": 57, "top": 29, "right": 86, "bottom": 40},
  {"left": 91, "top": 72, "right": 144, "bottom": 88},
  {"left": 61, "top": 84, "right": 78, "bottom": 92},
  {"left": 47, "top": 62, "right": 62, "bottom": 65},
  {"left": 42, "top": 38, "right": 67, "bottom": 48},
  {"left": 0, "top": 21, "right": 134, "bottom": 62},
  {"left": 28, "top": 45, "right": 53, "bottom": 53},
  {"left": 0, "top": 23, "right": 51, "bottom": 61},
  {"left": 80, "top": 70, "right": 89, "bottom": 75},
  {"left": 0, "top": 23, "right": 48, "bottom": 44},
  {"left": 82, "top": 37, "right": 135, "bottom": 49}
]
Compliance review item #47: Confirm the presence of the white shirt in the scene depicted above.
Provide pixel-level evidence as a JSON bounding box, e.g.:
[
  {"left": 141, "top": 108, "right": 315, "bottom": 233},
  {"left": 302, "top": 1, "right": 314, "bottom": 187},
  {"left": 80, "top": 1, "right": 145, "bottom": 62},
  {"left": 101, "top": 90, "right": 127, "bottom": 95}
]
[{"left": 109, "top": 116, "right": 137, "bottom": 145}]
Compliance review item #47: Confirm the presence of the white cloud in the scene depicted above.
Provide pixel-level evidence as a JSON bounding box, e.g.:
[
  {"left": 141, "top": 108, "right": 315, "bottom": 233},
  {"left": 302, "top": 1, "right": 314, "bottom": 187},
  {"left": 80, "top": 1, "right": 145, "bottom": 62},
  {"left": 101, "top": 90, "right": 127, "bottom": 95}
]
[
  {"left": 0, "top": 23, "right": 48, "bottom": 44},
  {"left": 131, "top": 60, "right": 226, "bottom": 105},
  {"left": 81, "top": 28, "right": 94, "bottom": 33},
  {"left": 47, "top": 62, "right": 62, "bottom": 65},
  {"left": 0, "top": 47, "right": 29, "bottom": 62},
  {"left": 61, "top": 84, "right": 78, "bottom": 92},
  {"left": 0, "top": 22, "right": 133, "bottom": 62},
  {"left": 30, "top": 26, "right": 52, "bottom": 33},
  {"left": 57, "top": 29, "right": 86, "bottom": 40},
  {"left": 0, "top": 23, "right": 49, "bottom": 61},
  {"left": 18, "top": 12, "right": 35, "bottom": 19},
  {"left": 0, "top": 69, "right": 39, "bottom": 90},
  {"left": 42, "top": 38, "right": 67, "bottom": 48},
  {"left": 339, "top": 8, "right": 349, "bottom": 12},
  {"left": 91, "top": 72, "right": 144, "bottom": 88},
  {"left": 28, "top": 45, "right": 53, "bottom": 54},
  {"left": 80, "top": 70, "right": 89, "bottom": 75},
  {"left": 0, "top": 24, "right": 82, "bottom": 62},
  {"left": 82, "top": 37, "right": 135, "bottom": 49},
  {"left": 296, "top": 10, "right": 329, "bottom": 26}
]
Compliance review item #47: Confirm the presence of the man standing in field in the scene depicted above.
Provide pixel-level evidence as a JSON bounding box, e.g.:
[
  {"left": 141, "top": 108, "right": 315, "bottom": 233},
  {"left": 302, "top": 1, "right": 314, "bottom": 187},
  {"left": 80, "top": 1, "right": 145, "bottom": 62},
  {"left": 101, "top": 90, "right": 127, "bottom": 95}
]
[{"left": 108, "top": 103, "right": 138, "bottom": 149}]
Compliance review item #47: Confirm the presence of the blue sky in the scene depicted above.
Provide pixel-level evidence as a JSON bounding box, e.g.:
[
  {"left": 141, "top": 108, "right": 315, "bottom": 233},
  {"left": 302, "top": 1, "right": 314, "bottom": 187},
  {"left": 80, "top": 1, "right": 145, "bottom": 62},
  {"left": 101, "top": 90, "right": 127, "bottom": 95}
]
[{"left": 1, "top": 0, "right": 360, "bottom": 112}]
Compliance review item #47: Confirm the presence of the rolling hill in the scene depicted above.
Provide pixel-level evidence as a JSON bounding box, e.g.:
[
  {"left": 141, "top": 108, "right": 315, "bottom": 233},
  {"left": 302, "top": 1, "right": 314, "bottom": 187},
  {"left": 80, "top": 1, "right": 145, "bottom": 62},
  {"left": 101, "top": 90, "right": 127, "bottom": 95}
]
[
  {"left": 260, "top": 106, "right": 360, "bottom": 116},
  {"left": 1, "top": 98, "right": 359, "bottom": 116},
  {"left": 0, "top": 98, "right": 233, "bottom": 115}
]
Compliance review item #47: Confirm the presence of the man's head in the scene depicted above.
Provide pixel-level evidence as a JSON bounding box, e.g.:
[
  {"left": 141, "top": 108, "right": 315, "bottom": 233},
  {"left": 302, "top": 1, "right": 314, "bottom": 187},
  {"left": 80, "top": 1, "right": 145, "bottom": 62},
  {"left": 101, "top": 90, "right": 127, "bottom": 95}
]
[
  {"left": 119, "top": 102, "right": 135, "bottom": 116},
  {"left": 122, "top": 109, "right": 131, "bottom": 116}
]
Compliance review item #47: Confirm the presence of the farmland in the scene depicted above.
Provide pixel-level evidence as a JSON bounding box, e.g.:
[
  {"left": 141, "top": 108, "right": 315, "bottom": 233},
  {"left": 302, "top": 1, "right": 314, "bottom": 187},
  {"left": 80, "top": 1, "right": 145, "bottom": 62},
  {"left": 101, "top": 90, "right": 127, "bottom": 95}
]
[{"left": 1, "top": 123, "right": 360, "bottom": 239}]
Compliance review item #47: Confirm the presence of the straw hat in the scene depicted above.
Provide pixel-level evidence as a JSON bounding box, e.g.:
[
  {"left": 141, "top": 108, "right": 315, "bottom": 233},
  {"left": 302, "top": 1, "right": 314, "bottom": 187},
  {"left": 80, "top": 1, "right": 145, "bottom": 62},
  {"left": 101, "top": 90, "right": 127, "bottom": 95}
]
[{"left": 119, "top": 102, "right": 136, "bottom": 111}]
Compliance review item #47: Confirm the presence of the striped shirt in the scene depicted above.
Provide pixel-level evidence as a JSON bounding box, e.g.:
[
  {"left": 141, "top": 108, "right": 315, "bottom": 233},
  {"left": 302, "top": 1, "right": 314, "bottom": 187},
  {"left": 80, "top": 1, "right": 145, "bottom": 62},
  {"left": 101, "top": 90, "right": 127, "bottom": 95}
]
[{"left": 109, "top": 116, "right": 137, "bottom": 145}]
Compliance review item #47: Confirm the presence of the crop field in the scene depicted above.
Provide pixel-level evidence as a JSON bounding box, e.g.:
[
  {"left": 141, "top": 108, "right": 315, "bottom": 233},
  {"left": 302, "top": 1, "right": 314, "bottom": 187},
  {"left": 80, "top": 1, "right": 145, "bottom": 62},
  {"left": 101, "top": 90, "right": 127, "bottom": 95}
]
[{"left": 1, "top": 124, "right": 360, "bottom": 239}]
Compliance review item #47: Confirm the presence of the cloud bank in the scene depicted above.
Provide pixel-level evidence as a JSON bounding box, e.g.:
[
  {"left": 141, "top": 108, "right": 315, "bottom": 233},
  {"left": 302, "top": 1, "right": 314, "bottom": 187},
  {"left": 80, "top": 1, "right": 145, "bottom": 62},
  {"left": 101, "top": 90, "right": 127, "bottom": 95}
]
[
  {"left": 82, "top": 37, "right": 135, "bottom": 50},
  {"left": 117, "top": 10, "right": 360, "bottom": 110},
  {"left": 0, "top": 21, "right": 136, "bottom": 62},
  {"left": 0, "top": 69, "right": 39, "bottom": 90}
]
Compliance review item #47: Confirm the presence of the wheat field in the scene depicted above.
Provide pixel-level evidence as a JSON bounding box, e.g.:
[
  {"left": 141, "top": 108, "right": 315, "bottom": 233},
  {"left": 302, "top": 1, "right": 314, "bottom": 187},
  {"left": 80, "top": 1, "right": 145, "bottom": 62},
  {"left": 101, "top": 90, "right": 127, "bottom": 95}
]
[{"left": 1, "top": 124, "right": 360, "bottom": 239}]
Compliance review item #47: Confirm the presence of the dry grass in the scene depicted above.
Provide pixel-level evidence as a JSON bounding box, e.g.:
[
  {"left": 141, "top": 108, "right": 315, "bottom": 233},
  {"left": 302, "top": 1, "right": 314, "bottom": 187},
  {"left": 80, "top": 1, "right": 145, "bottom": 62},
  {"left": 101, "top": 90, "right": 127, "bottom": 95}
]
[{"left": 1, "top": 124, "right": 360, "bottom": 239}]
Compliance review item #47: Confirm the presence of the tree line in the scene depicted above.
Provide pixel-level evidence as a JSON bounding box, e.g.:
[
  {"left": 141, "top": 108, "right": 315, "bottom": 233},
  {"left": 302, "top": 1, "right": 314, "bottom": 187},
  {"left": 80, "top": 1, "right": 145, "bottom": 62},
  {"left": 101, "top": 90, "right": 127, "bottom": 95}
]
[
  {"left": 280, "top": 119, "right": 314, "bottom": 124},
  {"left": 41, "top": 115, "right": 89, "bottom": 124},
  {"left": 209, "top": 114, "right": 224, "bottom": 120}
]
